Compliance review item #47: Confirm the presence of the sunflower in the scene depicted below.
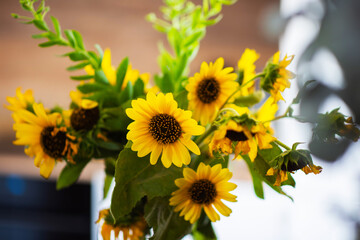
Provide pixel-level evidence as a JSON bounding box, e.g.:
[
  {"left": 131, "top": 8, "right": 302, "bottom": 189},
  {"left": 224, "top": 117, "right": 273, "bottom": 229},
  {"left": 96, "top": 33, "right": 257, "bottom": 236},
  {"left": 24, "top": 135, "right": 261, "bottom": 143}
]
[
  {"left": 237, "top": 48, "right": 259, "bottom": 96},
  {"left": 5, "top": 87, "right": 35, "bottom": 124},
  {"left": 209, "top": 120, "right": 258, "bottom": 161},
  {"left": 169, "top": 163, "right": 237, "bottom": 223},
  {"left": 13, "top": 103, "right": 73, "bottom": 178},
  {"left": 96, "top": 209, "right": 147, "bottom": 240},
  {"left": 186, "top": 57, "right": 238, "bottom": 125},
  {"left": 126, "top": 92, "right": 205, "bottom": 168},
  {"left": 261, "top": 51, "right": 295, "bottom": 103}
]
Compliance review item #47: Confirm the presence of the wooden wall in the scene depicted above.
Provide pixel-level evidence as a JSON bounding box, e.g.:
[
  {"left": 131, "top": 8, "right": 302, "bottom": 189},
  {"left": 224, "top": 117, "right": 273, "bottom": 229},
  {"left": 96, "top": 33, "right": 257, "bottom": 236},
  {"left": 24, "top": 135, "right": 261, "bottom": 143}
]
[{"left": 0, "top": 0, "right": 278, "bottom": 154}]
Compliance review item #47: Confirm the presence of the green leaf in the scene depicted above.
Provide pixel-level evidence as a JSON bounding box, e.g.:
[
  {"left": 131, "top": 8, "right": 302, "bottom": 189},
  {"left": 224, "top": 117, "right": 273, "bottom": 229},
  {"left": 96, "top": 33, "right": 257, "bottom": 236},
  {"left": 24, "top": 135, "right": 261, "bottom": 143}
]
[
  {"left": 64, "top": 29, "right": 76, "bottom": 48},
  {"left": 103, "top": 175, "right": 113, "bottom": 199},
  {"left": 32, "top": 32, "right": 49, "bottom": 39},
  {"left": 64, "top": 52, "right": 88, "bottom": 61},
  {"left": 94, "top": 70, "right": 109, "bottom": 84},
  {"left": 38, "top": 41, "right": 57, "bottom": 47},
  {"left": 192, "top": 211, "right": 217, "bottom": 240},
  {"left": 72, "top": 30, "right": 85, "bottom": 50},
  {"left": 70, "top": 74, "right": 94, "bottom": 81},
  {"left": 183, "top": 31, "right": 204, "bottom": 48},
  {"left": 116, "top": 57, "right": 129, "bottom": 91},
  {"left": 174, "top": 90, "right": 188, "bottom": 110},
  {"left": 66, "top": 61, "right": 89, "bottom": 71},
  {"left": 33, "top": 19, "right": 49, "bottom": 31},
  {"left": 118, "top": 81, "right": 133, "bottom": 104},
  {"left": 243, "top": 156, "right": 264, "bottom": 199},
  {"left": 56, "top": 157, "right": 91, "bottom": 190},
  {"left": 233, "top": 91, "right": 265, "bottom": 107},
  {"left": 133, "top": 78, "right": 145, "bottom": 98},
  {"left": 77, "top": 82, "right": 108, "bottom": 94},
  {"left": 110, "top": 147, "right": 183, "bottom": 220},
  {"left": 145, "top": 197, "right": 192, "bottom": 240},
  {"left": 50, "top": 16, "right": 61, "bottom": 36}
]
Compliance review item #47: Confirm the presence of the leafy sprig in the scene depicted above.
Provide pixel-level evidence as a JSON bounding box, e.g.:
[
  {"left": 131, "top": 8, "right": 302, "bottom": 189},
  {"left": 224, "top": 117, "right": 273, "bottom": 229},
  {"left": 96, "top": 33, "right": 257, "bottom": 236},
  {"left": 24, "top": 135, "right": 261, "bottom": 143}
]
[
  {"left": 13, "top": 0, "right": 101, "bottom": 73},
  {"left": 147, "top": 0, "right": 237, "bottom": 94}
]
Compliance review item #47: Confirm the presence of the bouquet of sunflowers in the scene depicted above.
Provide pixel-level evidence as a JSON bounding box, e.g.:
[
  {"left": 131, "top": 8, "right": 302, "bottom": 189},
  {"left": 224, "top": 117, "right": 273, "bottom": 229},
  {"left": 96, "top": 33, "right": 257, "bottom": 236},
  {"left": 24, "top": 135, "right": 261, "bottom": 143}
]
[{"left": 6, "top": 0, "right": 360, "bottom": 239}]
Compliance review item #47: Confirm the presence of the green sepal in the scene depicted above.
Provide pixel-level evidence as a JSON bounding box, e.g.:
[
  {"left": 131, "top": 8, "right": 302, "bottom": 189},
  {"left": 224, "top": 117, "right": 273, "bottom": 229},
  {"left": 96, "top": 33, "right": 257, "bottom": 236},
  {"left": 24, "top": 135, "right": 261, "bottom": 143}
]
[
  {"left": 144, "top": 197, "right": 192, "bottom": 240},
  {"left": 94, "top": 70, "right": 109, "bottom": 84},
  {"left": 110, "top": 147, "right": 183, "bottom": 220},
  {"left": 115, "top": 57, "right": 129, "bottom": 92},
  {"left": 56, "top": 156, "right": 91, "bottom": 190}
]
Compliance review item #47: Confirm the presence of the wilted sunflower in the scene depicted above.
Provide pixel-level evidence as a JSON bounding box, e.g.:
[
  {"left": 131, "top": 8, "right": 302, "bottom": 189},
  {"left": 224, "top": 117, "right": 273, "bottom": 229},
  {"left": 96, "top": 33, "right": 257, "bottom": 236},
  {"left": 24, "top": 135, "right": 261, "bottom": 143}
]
[
  {"left": 96, "top": 209, "right": 147, "bottom": 240},
  {"left": 186, "top": 57, "right": 238, "bottom": 125},
  {"left": 170, "top": 163, "right": 237, "bottom": 223},
  {"left": 237, "top": 48, "right": 259, "bottom": 96},
  {"left": 261, "top": 51, "right": 295, "bottom": 103},
  {"left": 266, "top": 148, "right": 322, "bottom": 186},
  {"left": 13, "top": 103, "right": 74, "bottom": 178},
  {"left": 209, "top": 120, "right": 258, "bottom": 161},
  {"left": 126, "top": 92, "right": 205, "bottom": 168}
]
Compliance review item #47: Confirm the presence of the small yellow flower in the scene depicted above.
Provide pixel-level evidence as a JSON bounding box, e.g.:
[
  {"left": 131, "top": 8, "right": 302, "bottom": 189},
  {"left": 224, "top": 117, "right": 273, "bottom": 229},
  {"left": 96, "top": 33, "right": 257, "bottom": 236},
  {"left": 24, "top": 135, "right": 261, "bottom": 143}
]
[
  {"left": 237, "top": 48, "right": 259, "bottom": 96},
  {"left": 126, "top": 92, "right": 205, "bottom": 168},
  {"left": 5, "top": 87, "right": 35, "bottom": 124},
  {"left": 186, "top": 57, "right": 238, "bottom": 125},
  {"left": 96, "top": 209, "right": 147, "bottom": 240},
  {"left": 170, "top": 163, "right": 237, "bottom": 223},
  {"left": 12, "top": 103, "right": 73, "bottom": 178},
  {"left": 85, "top": 48, "right": 150, "bottom": 89},
  {"left": 261, "top": 51, "right": 295, "bottom": 103}
]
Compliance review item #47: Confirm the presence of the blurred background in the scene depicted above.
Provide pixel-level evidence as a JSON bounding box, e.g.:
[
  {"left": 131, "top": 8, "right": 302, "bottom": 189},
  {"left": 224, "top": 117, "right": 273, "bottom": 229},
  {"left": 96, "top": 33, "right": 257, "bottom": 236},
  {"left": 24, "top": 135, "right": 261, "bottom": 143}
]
[{"left": 0, "top": 0, "right": 359, "bottom": 239}]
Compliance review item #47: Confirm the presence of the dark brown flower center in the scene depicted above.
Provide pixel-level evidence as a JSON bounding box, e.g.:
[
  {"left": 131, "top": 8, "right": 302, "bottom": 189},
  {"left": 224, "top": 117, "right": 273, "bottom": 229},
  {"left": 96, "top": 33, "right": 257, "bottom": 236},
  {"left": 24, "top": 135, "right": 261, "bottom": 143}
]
[
  {"left": 70, "top": 106, "right": 100, "bottom": 131},
  {"left": 40, "top": 127, "right": 66, "bottom": 158},
  {"left": 196, "top": 78, "right": 220, "bottom": 104},
  {"left": 225, "top": 130, "right": 248, "bottom": 141},
  {"left": 188, "top": 179, "right": 217, "bottom": 205},
  {"left": 149, "top": 114, "right": 182, "bottom": 144}
]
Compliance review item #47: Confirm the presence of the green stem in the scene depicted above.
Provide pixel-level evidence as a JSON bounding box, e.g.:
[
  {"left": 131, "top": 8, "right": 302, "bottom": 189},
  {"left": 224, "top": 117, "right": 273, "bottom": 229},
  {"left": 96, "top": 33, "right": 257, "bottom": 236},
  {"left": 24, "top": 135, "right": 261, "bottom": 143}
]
[
  {"left": 274, "top": 139, "right": 290, "bottom": 150},
  {"left": 195, "top": 125, "right": 217, "bottom": 145},
  {"left": 218, "top": 73, "right": 264, "bottom": 113}
]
